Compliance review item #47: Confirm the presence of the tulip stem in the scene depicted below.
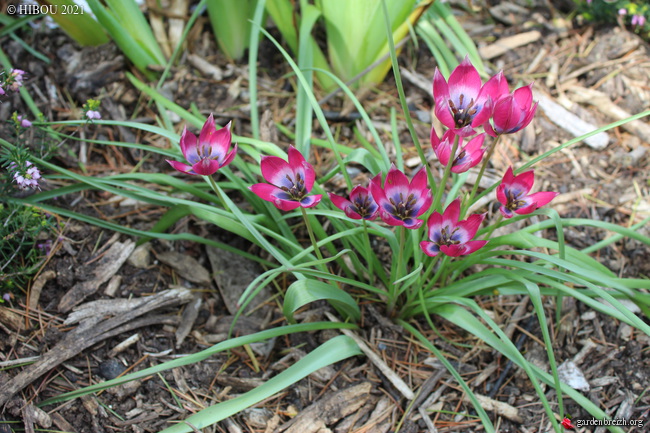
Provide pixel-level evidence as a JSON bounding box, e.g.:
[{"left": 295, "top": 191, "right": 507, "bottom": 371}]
[
  {"left": 432, "top": 135, "right": 460, "bottom": 213},
  {"left": 423, "top": 255, "right": 448, "bottom": 293},
  {"left": 300, "top": 207, "right": 325, "bottom": 264},
  {"left": 465, "top": 135, "right": 501, "bottom": 217},
  {"left": 362, "top": 220, "right": 376, "bottom": 284},
  {"left": 389, "top": 226, "right": 407, "bottom": 313}
]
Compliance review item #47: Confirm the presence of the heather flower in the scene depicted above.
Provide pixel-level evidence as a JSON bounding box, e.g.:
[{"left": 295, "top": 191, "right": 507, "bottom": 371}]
[
  {"left": 420, "top": 199, "right": 487, "bottom": 257},
  {"left": 37, "top": 240, "right": 53, "bottom": 256},
  {"left": 83, "top": 99, "right": 101, "bottom": 120},
  {"left": 166, "top": 114, "right": 237, "bottom": 176},
  {"left": 328, "top": 181, "right": 379, "bottom": 220},
  {"left": 86, "top": 110, "right": 101, "bottom": 120},
  {"left": 431, "top": 129, "right": 486, "bottom": 173},
  {"left": 496, "top": 167, "right": 558, "bottom": 218},
  {"left": 433, "top": 57, "right": 508, "bottom": 137},
  {"left": 370, "top": 164, "right": 431, "bottom": 229},
  {"left": 17, "top": 115, "right": 32, "bottom": 128},
  {"left": 485, "top": 83, "right": 538, "bottom": 137},
  {"left": 250, "top": 145, "right": 322, "bottom": 211},
  {"left": 8, "top": 69, "right": 25, "bottom": 92},
  {"left": 632, "top": 14, "right": 646, "bottom": 27},
  {"left": 11, "top": 161, "right": 42, "bottom": 190}
]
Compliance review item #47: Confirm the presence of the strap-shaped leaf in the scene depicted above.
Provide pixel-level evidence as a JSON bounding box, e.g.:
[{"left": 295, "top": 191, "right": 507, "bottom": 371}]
[{"left": 284, "top": 279, "right": 360, "bottom": 323}]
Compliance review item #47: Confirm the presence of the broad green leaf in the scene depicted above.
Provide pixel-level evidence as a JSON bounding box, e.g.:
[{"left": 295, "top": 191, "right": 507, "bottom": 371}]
[{"left": 284, "top": 280, "right": 360, "bottom": 323}]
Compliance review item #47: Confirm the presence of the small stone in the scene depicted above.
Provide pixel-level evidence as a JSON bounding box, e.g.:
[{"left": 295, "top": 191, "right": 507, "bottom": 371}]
[
  {"left": 127, "top": 244, "right": 151, "bottom": 269},
  {"left": 98, "top": 359, "right": 126, "bottom": 380}
]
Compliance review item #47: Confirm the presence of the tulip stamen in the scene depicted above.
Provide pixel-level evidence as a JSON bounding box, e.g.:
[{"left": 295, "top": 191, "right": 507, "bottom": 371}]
[
  {"left": 449, "top": 94, "right": 478, "bottom": 128},
  {"left": 388, "top": 193, "right": 417, "bottom": 220}
]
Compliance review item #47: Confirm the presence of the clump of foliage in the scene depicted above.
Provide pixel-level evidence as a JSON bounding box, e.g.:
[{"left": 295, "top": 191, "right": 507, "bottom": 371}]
[{"left": 576, "top": 0, "right": 649, "bottom": 36}]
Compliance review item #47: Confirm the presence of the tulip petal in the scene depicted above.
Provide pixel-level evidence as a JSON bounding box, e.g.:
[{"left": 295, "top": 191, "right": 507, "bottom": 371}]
[
  {"left": 420, "top": 241, "right": 440, "bottom": 257},
  {"left": 192, "top": 159, "right": 221, "bottom": 176},
  {"left": 260, "top": 155, "right": 294, "bottom": 188},
  {"left": 167, "top": 159, "right": 194, "bottom": 174},
  {"left": 179, "top": 126, "right": 199, "bottom": 163},
  {"left": 300, "top": 194, "right": 322, "bottom": 208},
  {"left": 528, "top": 191, "right": 559, "bottom": 208}
]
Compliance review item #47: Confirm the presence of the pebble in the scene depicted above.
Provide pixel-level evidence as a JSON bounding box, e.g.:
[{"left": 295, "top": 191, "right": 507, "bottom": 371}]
[{"left": 98, "top": 359, "right": 126, "bottom": 380}]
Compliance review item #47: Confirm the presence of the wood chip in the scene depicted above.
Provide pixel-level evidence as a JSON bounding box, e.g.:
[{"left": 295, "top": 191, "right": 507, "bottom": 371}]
[
  {"left": 566, "top": 86, "right": 650, "bottom": 144},
  {"left": 278, "top": 382, "right": 373, "bottom": 433},
  {"left": 157, "top": 250, "right": 211, "bottom": 285},
  {"left": 207, "top": 246, "right": 272, "bottom": 316},
  {"left": 536, "top": 92, "right": 610, "bottom": 150},
  {"left": 0, "top": 306, "right": 23, "bottom": 331},
  {"left": 325, "top": 312, "right": 414, "bottom": 400},
  {"left": 188, "top": 54, "right": 223, "bottom": 81},
  {"left": 0, "top": 287, "right": 194, "bottom": 406},
  {"left": 462, "top": 393, "right": 523, "bottom": 423},
  {"left": 28, "top": 270, "right": 56, "bottom": 310},
  {"left": 479, "top": 31, "right": 541, "bottom": 60},
  {"left": 175, "top": 294, "right": 202, "bottom": 348},
  {"left": 58, "top": 239, "right": 135, "bottom": 313}
]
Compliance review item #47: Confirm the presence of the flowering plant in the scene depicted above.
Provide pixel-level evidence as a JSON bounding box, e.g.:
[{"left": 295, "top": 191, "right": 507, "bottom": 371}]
[{"left": 6, "top": 18, "right": 650, "bottom": 433}]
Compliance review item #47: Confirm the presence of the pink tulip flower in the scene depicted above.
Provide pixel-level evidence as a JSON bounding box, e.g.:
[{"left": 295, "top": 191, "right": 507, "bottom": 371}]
[
  {"left": 433, "top": 57, "right": 508, "bottom": 137},
  {"left": 486, "top": 83, "right": 538, "bottom": 137},
  {"left": 250, "top": 146, "right": 322, "bottom": 211},
  {"left": 370, "top": 165, "right": 432, "bottom": 229},
  {"left": 328, "top": 182, "right": 379, "bottom": 220},
  {"left": 166, "top": 114, "right": 237, "bottom": 176},
  {"left": 420, "top": 199, "right": 487, "bottom": 257},
  {"left": 496, "top": 167, "right": 558, "bottom": 218},
  {"left": 431, "top": 129, "right": 486, "bottom": 173}
]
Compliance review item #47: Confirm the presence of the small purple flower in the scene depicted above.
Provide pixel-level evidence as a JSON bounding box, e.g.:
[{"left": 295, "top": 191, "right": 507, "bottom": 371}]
[
  {"left": 2, "top": 293, "right": 10, "bottom": 303},
  {"left": 166, "top": 114, "right": 237, "bottom": 176},
  {"left": 496, "top": 167, "right": 558, "bottom": 218},
  {"left": 631, "top": 14, "right": 646, "bottom": 27},
  {"left": 370, "top": 164, "right": 432, "bottom": 229},
  {"left": 17, "top": 115, "right": 32, "bottom": 128},
  {"left": 619, "top": 8, "right": 627, "bottom": 15},
  {"left": 0, "top": 84, "right": 5, "bottom": 95},
  {"left": 86, "top": 110, "right": 101, "bottom": 120},
  {"left": 420, "top": 199, "right": 487, "bottom": 257},
  {"left": 8, "top": 69, "right": 25, "bottom": 92},
  {"left": 10, "top": 161, "right": 42, "bottom": 190},
  {"left": 328, "top": 181, "right": 380, "bottom": 220},
  {"left": 486, "top": 83, "right": 538, "bottom": 137},
  {"left": 250, "top": 146, "right": 322, "bottom": 211},
  {"left": 37, "top": 240, "right": 53, "bottom": 256},
  {"left": 431, "top": 129, "right": 486, "bottom": 173}
]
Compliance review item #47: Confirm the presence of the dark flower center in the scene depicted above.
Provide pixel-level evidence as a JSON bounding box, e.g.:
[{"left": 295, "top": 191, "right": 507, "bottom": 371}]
[
  {"left": 506, "top": 189, "right": 526, "bottom": 210},
  {"left": 388, "top": 193, "right": 417, "bottom": 220},
  {"left": 280, "top": 173, "right": 307, "bottom": 201},
  {"left": 354, "top": 195, "right": 375, "bottom": 217},
  {"left": 437, "top": 225, "right": 461, "bottom": 246},
  {"left": 448, "top": 94, "right": 478, "bottom": 128}
]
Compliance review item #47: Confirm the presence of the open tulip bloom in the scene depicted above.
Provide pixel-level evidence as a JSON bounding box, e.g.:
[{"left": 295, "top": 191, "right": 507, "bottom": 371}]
[
  {"left": 497, "top": 167, "right": 558, "bottom": 218},
  {"left": 420, "top": 199, "right": 487, "bottom": 257},
  {"left": 486, "top": 83, "right": 538, "bottom": 137},
  {"left": 433, "top": 57, "right": 509, "bottom": 137},
  {"left": 370, "top": 165, "right": 431, "bottom": 229},
  {"left": 250, "top": 146, "right": 322, "bottom": 211},
  {"left": 167, "top": 114, "right": 237, "bottom": 176},
  {"left": 431, "top": 129, "right": 486, "bottom": 173},
  {"left": 328, "top": 183, "right": 379, "bottom": 220}
]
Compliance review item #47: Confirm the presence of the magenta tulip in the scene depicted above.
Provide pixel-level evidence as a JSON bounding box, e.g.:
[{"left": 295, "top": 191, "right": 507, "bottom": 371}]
[
  {"left": 433, "top": 57, "right": 508, "bottom": 137},
  {"left": 370, "top": 165, "right": 431, "bottom": 229},
  {"left": 250, "top": 146, "right": 322, "bottom": 211},
  {"left": 496, "top": 167, "right": 558, "bottom": 218},
  {"left": 328, "top": 183, "right": 379, "bottom": 220},
  {"left": 420, "top": 199, "right": 487, "bottom": 257},
  {"left": 166, "top": 114, "right": 237, "bottom": 176},
  {"left": 486, "top": 83, "right": 538, "bottom": 137},
  {"left": 431, "top": 129, "right": 486, "bottom": 173}
]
